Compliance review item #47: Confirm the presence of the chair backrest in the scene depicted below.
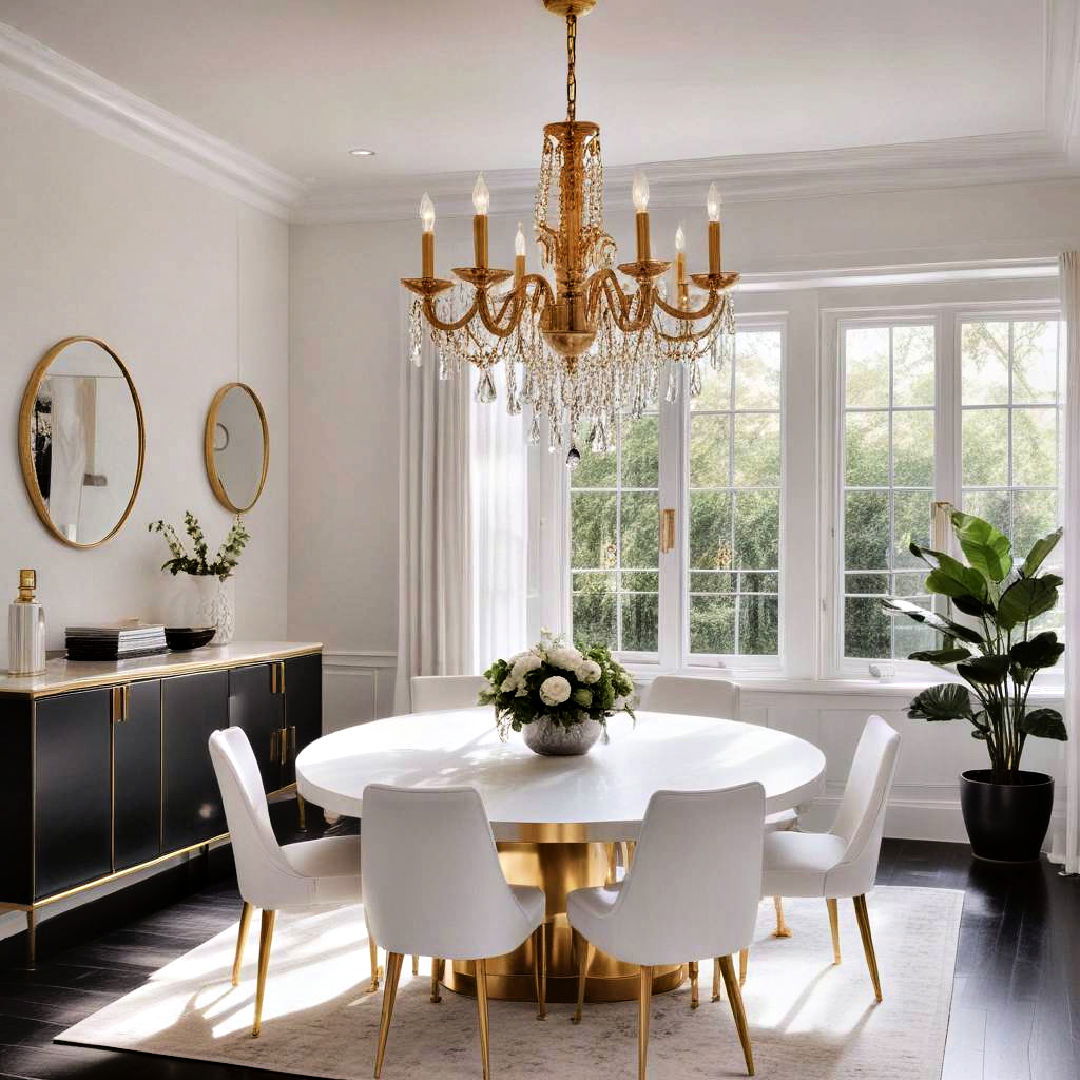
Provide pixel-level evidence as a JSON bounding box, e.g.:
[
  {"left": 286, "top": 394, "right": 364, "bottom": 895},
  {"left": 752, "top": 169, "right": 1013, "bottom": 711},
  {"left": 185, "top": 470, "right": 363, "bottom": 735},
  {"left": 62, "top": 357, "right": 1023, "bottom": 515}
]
[
  {"left": 644, "top": 674, "right": 740, "bottom": 720},
  {"left": 606, "top": 784, "right": 764, "bottom": 965},
  {"left": 361, "top": 784, "right": 532, "bottom": 960},
  {"left": 830, "top": 715, "right": 902, "bottom": 862},
  {"left": 410, "top": 674, "right": 487, "bottom": 713},
  {"left": 208, "top": 728, "right": 297, "bottom": 906}
]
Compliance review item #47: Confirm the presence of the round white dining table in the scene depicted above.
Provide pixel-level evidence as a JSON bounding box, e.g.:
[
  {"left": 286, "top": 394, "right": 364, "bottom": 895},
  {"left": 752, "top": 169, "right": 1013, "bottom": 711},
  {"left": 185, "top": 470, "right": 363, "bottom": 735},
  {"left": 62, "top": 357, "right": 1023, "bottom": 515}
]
[{"left": 295, "top": 707, "right": 826, "bottom": 1003}]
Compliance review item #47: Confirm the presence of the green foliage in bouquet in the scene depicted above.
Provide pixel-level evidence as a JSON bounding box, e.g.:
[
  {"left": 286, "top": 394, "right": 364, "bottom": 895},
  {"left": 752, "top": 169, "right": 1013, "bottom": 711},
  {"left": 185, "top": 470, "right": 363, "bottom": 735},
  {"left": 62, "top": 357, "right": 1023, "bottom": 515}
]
[
  {"left": 882, "top": 508, "right": 1066, "bottom": 782},
  {"left": 149, "top": 512, "right": 250, "bottom": 581},
  {"left": 480, "top": 632, "right": 636, "bottom": 741}
]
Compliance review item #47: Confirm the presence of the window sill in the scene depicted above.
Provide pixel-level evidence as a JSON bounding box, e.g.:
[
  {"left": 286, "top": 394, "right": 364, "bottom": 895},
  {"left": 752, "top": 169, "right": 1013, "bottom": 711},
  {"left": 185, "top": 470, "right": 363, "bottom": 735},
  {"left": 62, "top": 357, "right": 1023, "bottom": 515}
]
[{"left": 627, "top": 667, "right": 1064, "bottom": 702}]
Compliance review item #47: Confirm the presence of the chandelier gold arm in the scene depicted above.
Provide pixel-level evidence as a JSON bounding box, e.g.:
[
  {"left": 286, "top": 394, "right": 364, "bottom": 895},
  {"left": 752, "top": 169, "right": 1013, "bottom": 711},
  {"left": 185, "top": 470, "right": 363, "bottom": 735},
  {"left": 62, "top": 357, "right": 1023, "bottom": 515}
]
[
  {"left": 477, "top": 288, "right": 526, "bottom": 338},
  {"left": 655, "top": 303, "right": 727, "bottom": 345},
  {"left": 586, "top": 269, "right": 656, "bottom": 335},
  {"left": 421, "top": 294, "right": 481, "bottom": 334},
  {"left": 653, "top": 289, "right": 720, "bottom": 322}
]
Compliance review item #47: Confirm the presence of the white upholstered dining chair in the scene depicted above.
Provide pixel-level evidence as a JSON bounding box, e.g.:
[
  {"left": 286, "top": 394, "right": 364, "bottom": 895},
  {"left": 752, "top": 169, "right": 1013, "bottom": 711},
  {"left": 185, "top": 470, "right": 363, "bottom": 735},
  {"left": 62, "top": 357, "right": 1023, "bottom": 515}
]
[
  {"left": 644, "top": 674, "right": 797, "bottom": 939},
  {"left": 209, "top": 727, "right": 370, "bottom": 1037},
  {"left": 755, "top": 714, "right": 901, "bottom": 1002},
  {"left": 567, "top": 784, "right": 765, "bottom": 1078},
  {"left": 410, "top": 674, "right": 487, "bottom": 712},
  {"left": 362, "top": 784, "right": 547, "bottom": 1080}
]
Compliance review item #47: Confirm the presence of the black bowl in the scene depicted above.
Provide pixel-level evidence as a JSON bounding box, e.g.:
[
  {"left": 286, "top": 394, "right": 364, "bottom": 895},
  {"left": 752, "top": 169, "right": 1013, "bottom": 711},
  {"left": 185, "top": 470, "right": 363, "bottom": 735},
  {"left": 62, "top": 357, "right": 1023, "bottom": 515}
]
[{"left": 165, "top": 627, "right": 216, "bottom": 651}]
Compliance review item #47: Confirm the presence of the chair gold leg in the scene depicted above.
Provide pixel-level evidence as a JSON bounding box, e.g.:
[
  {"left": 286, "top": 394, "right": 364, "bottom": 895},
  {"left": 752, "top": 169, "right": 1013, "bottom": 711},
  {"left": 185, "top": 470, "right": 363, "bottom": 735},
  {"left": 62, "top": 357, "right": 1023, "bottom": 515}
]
[
  {"left": 412, "top": 954, "right": 420, "bottom": 976},
  {"left": 430, "top": 957, "right": 444, "bottom": 1003},
  {"left": 772, "top": 895, "right": 792, "bottom": 938},
  {"left": 637, "top": 966, "right": 653, "bottom": 1080},
  {"left": 366, "top": 921, "right": 381, "bottom": 992},
  {"left": 718, "top": 955, "right": 755, "bottom": 1076},
  {"left": 827, "top": 898, "right": 842, "bottom": 964},
  {"left": 712, "top": 956, "right": 721, "bottom": 1002},
  {"left": 373, "top": 951, "right": 404, "bottom": 1079},
  {"left": 251, "top": 909, "right": 276, "bottom": 1038},
  {"left": 476, "top": 958, "right": 491, "bottom": 1080},
  {"left": 296, "top": 792, "right": 307, "bottom": 830},
  {"left": 738, "top": 947, "right": 748, "bottom": 986},
  {"left": 533, "top": 923, "right": 547, "bottom": 1020},
  {"left": 689, "top": 960, "right": 700, "bottom": 1008},
  {"left": 852, "top": 894, "right": 883, "bottom": 1002},
  {"left": 231, "top": 901, "right": 253, "bottom": 986},
  {"left": 572, "top": 928, "right": 589, "bottom": 1024}
]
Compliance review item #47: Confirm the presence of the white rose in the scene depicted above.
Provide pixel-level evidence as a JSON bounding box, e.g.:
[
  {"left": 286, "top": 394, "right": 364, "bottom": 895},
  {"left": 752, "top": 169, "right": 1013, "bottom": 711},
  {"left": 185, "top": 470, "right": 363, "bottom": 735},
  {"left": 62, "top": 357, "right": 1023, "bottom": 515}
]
[
  {"left": 512, "top": 653, "right": 542, "bottom": 677},
  {"left": 548, "top": 646, "right": 583, "bottom": 671},
  {"left": 577, "top": 658, "right": 602, "bottom": 683},
  {"left": 500, "top": 676, "right": 518, "bottom": 693},
  {"left": 539, "top": 675, "right": 572, "bottom": 706}
]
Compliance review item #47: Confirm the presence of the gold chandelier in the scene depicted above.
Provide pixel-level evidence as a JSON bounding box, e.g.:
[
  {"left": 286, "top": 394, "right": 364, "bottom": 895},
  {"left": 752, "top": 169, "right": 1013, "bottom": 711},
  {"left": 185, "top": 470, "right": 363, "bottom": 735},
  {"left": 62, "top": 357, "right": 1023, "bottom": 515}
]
[{"left": 403, "top": 0, "right": 738, "bottom": 459}]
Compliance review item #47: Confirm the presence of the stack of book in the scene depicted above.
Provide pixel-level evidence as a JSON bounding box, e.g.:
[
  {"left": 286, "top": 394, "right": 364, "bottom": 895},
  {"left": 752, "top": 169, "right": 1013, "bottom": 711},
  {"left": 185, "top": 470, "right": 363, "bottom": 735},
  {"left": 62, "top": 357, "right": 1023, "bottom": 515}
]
[{"left": 65, "top": 622, "right": 168, "bottom": 661}]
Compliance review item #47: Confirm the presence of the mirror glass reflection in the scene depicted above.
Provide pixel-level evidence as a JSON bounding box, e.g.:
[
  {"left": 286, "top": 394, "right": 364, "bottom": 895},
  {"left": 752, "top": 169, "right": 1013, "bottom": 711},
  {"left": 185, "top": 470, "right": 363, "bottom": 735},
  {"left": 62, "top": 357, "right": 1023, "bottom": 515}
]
[{"left": 25, "top": 339, "right": 142, "bottom": 546}]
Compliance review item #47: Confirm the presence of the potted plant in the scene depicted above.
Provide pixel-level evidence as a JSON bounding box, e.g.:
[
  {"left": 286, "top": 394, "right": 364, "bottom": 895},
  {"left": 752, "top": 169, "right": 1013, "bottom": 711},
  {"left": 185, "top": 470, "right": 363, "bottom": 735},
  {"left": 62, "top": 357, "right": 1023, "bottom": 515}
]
[
  {"left": 149, "top": 512, "right": 250, "bottom": 645},
  {"left": 479, "top": 631, "right": 636, "bottom": 756},
  {"left": 883, "top": 508, "right": 1066, "bottom": 863}
]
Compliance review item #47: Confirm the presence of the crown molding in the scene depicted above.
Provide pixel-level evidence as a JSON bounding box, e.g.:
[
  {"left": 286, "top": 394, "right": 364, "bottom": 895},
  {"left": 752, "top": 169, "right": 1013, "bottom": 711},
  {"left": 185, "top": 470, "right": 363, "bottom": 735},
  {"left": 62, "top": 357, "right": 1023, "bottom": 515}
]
[
  {"left": 294, "top": 131, "right": 1076, "bottom": 224},
  {"left": 0, "top": 20, "right": 307, "bottom": 219}
]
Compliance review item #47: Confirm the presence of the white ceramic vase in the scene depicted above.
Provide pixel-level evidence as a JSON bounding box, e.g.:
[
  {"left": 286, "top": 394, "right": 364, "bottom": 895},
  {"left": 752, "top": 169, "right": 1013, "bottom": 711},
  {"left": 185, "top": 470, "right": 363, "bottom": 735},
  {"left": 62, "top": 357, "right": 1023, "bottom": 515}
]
[{"left": 185, "top": 575, "right": 235, "bottom": 645}]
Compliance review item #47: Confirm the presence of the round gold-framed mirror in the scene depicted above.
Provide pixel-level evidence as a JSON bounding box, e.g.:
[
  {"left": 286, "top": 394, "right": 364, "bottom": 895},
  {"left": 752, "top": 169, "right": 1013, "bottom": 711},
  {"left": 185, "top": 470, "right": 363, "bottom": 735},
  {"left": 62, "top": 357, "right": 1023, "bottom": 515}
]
[
  {"left": 18, "top": 336, "right": 146, "bottom": 549},
  {"left": 204, "top": 382, "right": 269, "bottom": 514}
]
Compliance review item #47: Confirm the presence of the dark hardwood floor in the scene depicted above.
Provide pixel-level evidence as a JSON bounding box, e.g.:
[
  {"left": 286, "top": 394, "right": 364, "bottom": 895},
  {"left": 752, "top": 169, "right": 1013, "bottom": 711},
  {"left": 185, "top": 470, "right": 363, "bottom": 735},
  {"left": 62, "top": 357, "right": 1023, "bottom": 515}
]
[{"left": 0, "top": 815, "right": 1077, "bottom": 1079}]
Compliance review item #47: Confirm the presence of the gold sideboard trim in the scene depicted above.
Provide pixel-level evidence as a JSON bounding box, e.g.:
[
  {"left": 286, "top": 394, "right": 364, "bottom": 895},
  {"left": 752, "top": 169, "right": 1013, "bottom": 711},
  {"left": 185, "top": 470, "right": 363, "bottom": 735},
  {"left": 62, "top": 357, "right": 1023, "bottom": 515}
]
[{"left": 0, "top": 645, "right": 323, "bottom": 699}]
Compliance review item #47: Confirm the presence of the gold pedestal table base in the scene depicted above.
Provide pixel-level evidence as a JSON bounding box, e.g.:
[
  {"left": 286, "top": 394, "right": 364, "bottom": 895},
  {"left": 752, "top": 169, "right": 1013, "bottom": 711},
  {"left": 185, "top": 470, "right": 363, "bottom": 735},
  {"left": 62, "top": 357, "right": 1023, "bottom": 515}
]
[{"left": 443, "top": 841, "right": 685, "bottom": 1003}]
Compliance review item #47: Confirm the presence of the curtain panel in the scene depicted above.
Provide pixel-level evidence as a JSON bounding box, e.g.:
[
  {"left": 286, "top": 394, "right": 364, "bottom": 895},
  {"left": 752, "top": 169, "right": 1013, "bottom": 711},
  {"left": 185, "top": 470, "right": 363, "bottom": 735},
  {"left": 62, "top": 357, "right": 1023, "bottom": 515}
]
[
  {"left": 394, "top": 333, "right": 474, "bottom": 714},
  {"left": 1057, "top": 251, "right": 1080, "bottom": 875}
]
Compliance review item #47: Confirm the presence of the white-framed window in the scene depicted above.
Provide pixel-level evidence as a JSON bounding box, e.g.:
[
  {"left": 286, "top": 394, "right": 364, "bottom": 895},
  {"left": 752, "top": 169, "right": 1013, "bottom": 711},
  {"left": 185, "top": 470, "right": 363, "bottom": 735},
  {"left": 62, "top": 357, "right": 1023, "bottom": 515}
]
[
  {"left": 827, "top": 304, "right": 1063, "bottom": 676},
  {"left": 566, "top": 320, "right": 785, "bottom": 672}
]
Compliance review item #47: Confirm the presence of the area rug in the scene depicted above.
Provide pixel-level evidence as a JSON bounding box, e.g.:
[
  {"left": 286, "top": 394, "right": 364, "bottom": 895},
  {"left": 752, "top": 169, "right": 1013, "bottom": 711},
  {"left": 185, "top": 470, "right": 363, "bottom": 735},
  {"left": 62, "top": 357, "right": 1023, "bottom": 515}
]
[{"left": 58, "top": 885, "right": 962, "bottom": 1079}]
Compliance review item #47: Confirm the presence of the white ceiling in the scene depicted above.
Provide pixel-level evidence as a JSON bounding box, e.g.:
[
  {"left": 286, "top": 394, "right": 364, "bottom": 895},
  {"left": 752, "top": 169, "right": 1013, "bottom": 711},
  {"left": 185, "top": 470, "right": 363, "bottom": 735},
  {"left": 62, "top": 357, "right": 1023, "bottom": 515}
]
[{"left": 0, "top": 0, "right": 1050, "bottom": 192}]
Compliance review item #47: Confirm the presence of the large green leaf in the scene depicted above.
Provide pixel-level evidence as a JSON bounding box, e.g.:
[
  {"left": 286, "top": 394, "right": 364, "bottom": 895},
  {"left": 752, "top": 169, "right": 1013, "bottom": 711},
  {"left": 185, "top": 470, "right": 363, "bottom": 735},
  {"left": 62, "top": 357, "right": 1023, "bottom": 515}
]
[
  {"left": 950, "top": 510, "right": 1012, "bottom": 582},
  {"left": 908, "top": 647, "right": 972, "bottom": 666},
  {"left": 924, "top": 553, "right": 989, "bottom": 601},
  {"left": 956, "top": 654, "right": 1010, "bottom": 685},
  {"left": 1021, "top": 527, "right": 1063, "bottom": 578},
  {"left": 1009, "top": 631, "right": 1065, "bottom": 672},
  {"left": 1019, "top": 708, "right": 1067, "bottom": 740},
  {"left": 951, "top": 592, "right": 996, "bottom": 618},
  {"left": 996, "top": 575, "right": 1062, "bottom": 630},
  {"left": 881, "top": 597, "right": 985, "bottom": 644},
  {"left": 908, "top": 682, "right": 973, "bottom": 721}
]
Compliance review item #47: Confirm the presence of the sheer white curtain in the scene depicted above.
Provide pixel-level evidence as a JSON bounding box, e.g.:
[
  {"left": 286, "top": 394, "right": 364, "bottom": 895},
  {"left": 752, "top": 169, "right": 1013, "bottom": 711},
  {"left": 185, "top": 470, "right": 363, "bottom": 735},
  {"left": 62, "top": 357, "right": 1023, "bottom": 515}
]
[
  {"left": 1057, "top": 251, "right": 1080, "bottom": 874},
  {"left": 469, "top": 369, "right": 528, "bottom": 671},
  {"left": 394, "top": 329, "right": 474, "bottom": 714}
]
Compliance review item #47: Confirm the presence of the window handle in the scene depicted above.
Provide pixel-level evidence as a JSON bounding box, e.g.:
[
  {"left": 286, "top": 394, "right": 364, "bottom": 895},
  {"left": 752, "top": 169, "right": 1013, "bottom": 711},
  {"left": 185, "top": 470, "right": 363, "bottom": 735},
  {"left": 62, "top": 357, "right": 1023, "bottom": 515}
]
[{"left": 660, "top": 508, "right": 676, "bottom": 554}]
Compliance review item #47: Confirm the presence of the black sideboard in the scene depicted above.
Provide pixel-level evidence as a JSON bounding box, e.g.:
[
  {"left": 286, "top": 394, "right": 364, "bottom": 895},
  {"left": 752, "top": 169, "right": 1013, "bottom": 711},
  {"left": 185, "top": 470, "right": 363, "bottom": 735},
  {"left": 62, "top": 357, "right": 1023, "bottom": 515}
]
[{"left": 0, "top": 642, "right": 323, "bottom": 963}]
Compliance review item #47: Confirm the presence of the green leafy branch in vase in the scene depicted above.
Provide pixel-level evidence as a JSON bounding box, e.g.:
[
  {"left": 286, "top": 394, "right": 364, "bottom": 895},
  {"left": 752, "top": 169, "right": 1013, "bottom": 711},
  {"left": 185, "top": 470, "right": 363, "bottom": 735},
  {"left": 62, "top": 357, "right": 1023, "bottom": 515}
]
[
  {"left": 882, "top": 508, "right": 1066, "bottom": 783},
  {"left": 149, "top": 512, "right": 250, "bottom": 580}
]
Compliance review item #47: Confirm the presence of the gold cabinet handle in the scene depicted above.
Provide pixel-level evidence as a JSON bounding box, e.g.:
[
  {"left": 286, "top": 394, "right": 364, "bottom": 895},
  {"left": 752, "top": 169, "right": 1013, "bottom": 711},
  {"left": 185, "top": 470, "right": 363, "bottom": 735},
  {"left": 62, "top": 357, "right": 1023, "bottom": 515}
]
[
  {"left": 270, "top": 663, "right": 278, "bottom": 695},
  {"left": 111, "top": 685, "right": 121, "bottom": 723},
  {"left": 270, "top": 728, "right": 280, "bottom": 762},
  {"left": 123, "top": 684, "right": 131, "bottom": 721},
  {"left": 660, "top": 507, "right": 676, "bottom": 554},
  {"left": 288, "top": 725, "right": 296, "bottom": 761},
  {"left": 279, "top": 661, "right": 287, "bottom": 695}
]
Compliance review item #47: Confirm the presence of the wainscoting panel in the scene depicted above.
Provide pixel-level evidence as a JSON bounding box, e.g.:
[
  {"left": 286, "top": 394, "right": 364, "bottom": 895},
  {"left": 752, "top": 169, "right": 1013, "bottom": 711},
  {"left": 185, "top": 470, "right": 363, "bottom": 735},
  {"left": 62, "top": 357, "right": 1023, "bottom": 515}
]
[{"left": 322, "top": 652, "right": 397, "bottom": 733}]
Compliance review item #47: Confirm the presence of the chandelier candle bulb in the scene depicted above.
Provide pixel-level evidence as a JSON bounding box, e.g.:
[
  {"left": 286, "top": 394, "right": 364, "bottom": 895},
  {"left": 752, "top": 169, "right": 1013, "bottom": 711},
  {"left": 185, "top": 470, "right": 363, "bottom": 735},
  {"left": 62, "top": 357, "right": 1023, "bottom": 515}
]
[
  {"left": 419, "top": 192, "right": 436, "bottom": 278},
  {"left": 632, "top": 170, "right": 651, "bottom": 262},
  {"left": 707, "top": 182, "right": 723, "bottom": 274},
  {"left": 472, "top": 172, "right": 490, "bottom": 268},
  {"left": 514, "top": 222, "right": 527, "bottom": 286}
]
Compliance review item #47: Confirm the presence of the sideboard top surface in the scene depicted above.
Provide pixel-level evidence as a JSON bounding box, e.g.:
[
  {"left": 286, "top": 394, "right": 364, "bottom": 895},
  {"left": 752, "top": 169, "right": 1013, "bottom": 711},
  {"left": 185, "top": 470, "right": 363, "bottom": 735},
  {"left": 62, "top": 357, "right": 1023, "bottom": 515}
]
[{"left": 0, "top": 641, "right": 322, "bottom": 699}]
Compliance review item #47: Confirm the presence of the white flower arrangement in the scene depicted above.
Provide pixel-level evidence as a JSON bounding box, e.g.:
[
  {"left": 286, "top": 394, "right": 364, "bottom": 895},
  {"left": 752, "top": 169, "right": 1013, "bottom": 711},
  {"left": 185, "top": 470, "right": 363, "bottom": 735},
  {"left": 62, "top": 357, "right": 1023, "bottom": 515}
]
[{"left": 479, "top": 630, "right": 636, "bottom": 740}]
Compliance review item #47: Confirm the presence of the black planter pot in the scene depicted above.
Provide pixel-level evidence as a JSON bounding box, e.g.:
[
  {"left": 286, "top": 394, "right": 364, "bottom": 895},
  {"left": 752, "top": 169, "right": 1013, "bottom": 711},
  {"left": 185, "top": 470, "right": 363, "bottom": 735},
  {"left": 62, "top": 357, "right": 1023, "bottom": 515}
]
[{"left": 959, "top": 770, "right": 1054, "bottom": 863}]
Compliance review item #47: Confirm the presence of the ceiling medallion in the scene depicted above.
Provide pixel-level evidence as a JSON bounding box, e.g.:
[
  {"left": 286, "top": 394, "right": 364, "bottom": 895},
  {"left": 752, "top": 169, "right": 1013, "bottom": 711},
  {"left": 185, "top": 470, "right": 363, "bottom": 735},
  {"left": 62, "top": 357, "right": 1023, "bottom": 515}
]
[{"left": 402, "top": 0, "right": 738, "bottom": 463}]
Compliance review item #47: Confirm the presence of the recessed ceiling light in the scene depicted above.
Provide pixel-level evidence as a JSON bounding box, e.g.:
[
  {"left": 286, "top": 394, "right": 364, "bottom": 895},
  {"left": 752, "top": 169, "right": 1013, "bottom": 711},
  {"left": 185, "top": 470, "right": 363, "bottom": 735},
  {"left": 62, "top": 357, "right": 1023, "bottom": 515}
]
[{"left": 348, "top": 147, "right": 375, "bottom": 156}]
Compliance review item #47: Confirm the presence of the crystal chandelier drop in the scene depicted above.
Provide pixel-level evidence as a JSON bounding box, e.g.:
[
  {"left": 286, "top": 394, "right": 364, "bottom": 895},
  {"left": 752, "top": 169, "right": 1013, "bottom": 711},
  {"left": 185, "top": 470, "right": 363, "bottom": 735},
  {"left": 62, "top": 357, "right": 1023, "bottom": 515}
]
[{"left": 402, "top": 0, "right": 739, "bottom": 460}]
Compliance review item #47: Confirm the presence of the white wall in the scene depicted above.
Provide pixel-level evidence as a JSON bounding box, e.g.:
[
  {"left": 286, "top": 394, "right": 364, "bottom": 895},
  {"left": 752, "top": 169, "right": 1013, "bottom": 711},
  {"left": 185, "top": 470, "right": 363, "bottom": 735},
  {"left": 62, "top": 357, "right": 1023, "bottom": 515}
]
[
  {"left": 289, "top": 176, "right": 1078, "bottom": 841},
  {"left": 0, "top": 84, "right": 290, "bottom": 652}
]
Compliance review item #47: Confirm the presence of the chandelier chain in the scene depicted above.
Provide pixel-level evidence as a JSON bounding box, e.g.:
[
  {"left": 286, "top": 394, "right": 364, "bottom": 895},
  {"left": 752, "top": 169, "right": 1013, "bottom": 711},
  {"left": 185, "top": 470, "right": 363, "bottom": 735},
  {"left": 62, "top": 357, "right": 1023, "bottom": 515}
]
[{"left": 566, "top": 14, "right": 577, "bottom": 122}]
